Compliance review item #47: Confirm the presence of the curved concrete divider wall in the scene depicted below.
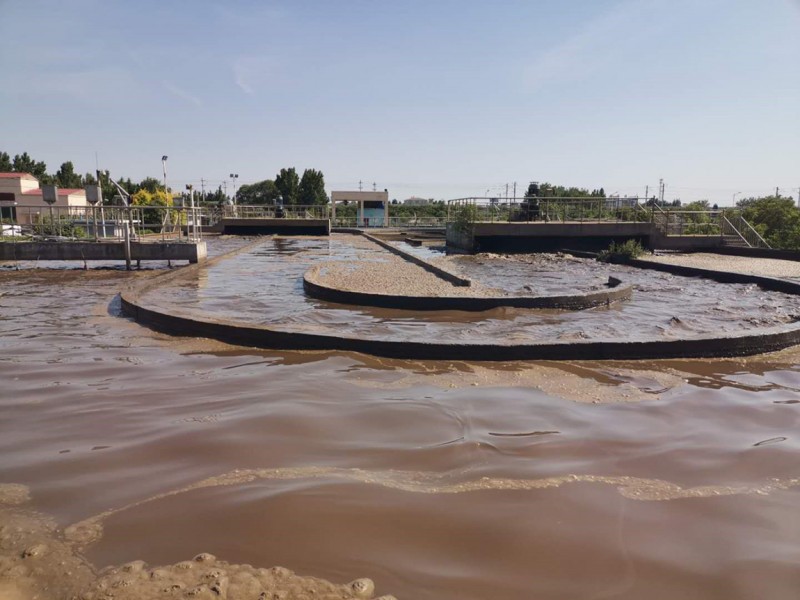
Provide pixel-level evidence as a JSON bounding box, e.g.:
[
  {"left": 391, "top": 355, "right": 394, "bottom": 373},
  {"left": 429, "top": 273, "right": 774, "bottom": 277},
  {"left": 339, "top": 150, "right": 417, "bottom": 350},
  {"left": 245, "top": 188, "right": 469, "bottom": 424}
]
[
  {"left": 360, "top": 232, "right": 472, "bottom": 287},
  {"left": 117, "top": 240, "right": 800, "bottom": 361},
  {"left": 620, "top": 257, "right": 800, "bottom": 295},
  {"left": 303, "top": 265, "right": 633, "bottom": 311},
  {"left": 119, "top": 287, "right": 800, "bottom": 360}
]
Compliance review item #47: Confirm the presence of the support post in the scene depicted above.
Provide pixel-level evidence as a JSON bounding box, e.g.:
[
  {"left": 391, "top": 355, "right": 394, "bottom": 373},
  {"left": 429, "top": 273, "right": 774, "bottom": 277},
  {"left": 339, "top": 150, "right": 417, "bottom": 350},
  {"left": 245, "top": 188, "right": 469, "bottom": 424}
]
[{"left": 123, "top": 207, "right": 132, "bottom": 271}]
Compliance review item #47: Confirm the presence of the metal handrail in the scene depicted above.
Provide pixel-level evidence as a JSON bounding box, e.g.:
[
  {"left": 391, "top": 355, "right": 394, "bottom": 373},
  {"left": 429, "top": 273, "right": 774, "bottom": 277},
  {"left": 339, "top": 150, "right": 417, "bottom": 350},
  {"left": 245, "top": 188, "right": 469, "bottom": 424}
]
[
  {"left": 446, "top": 196, "right": 649, "bottom": 224},
  {"left": 717, "top": 213, "right": 771, "bottom": 248},
  {"left": 1, "top": 203, "right": 203, "bottom": 243},
  {"left": 737, "top": 215, "right": 771, "bottom": 248}
]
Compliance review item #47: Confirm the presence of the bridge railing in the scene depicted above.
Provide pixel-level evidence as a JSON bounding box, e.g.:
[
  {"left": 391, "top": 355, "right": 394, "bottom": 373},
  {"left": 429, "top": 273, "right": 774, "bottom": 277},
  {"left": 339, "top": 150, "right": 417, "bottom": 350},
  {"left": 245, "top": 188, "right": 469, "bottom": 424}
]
[
  {"left": 212, "top": 204, "right": 330, "bottom": 221},
  {"left": 0, "top": 203, "right": 203, "bottom": 242},
  {"left": 649, "top": 206, "right": 767, "bottom": 246},
  {"left": 387, "top": 216, "right": 446, "bottom": 228},
  {"left": 721, "top": 214, "right": 771, "bottom": 248},
  {"left": 446, "top": 196, "right": 651, "bottom": 224}
]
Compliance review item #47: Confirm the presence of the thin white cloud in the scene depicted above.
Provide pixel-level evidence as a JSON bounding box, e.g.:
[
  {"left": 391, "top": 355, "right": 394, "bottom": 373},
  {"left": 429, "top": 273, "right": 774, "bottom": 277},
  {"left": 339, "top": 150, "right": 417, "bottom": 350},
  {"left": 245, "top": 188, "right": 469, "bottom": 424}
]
[
  {"left": 523, "top": 0, "right": 664, "bottom": 91},
  {"left": 163, "top": 81, "right": 203, "bottom": 107},
  {"left": 233, "top": 55, "right": 278, "bottom": 95}
]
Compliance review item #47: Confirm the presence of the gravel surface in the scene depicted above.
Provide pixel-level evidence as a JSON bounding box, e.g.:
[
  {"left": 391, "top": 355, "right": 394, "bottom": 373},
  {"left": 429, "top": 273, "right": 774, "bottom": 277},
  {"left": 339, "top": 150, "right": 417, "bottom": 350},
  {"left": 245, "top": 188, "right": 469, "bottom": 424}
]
[
  {"left": 309, "top": 258, "right": 504, "bottom": 297},
  {"left": 309, "top": 235, "right": 504, "bottom": 297},
  {"left": 644, "top": 252, "right": 800, "bottom": 279}
]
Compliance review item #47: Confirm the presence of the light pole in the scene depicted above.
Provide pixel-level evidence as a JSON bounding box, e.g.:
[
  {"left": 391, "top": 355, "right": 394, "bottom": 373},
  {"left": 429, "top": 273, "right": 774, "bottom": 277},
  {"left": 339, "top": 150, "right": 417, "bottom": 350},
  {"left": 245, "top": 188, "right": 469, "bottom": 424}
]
[
  {"left": 732, "top": 191, "right": 742, "bottom": 206},
  {"left": 162, "top": 155, "right": 175, "bottom": 238},
  {"left": 161, "top": 156, "right": 168, "bottom": 195},
  {"left": 230, "top": 173, "right": 239, "bottom": 205}
]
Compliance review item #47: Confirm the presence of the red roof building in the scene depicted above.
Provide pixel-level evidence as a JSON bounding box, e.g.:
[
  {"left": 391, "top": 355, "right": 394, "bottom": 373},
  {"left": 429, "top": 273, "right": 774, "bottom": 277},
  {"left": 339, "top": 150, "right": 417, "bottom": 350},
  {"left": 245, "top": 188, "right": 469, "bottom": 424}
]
[{"left": 0, "top": 172, "right": 88, "bottom": 224}]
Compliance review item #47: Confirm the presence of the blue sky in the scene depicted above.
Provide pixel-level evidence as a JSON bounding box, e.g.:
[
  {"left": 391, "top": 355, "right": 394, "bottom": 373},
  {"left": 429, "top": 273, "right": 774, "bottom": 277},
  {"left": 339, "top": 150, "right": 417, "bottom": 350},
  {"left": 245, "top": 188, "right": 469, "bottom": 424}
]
[{"left": 1, "top": 0, "right": 798, "bottom": 204}]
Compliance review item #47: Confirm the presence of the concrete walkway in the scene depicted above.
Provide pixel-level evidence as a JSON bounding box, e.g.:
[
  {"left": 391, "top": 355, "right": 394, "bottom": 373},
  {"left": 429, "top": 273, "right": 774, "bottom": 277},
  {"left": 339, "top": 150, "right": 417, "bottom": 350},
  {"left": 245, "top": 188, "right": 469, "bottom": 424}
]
[{"left": 646, "top": 252, "right": 800, "bottom": 279}]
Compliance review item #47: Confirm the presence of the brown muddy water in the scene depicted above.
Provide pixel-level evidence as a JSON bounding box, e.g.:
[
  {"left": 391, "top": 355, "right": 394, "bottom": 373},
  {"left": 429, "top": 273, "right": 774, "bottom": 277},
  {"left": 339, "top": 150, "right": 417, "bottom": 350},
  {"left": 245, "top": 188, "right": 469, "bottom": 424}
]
[
  {"left": 148, "top": 235, "right": 800, "bottom": 342},
  {"left": 1, "top": 235, "right": 800, "bottom": 599}
]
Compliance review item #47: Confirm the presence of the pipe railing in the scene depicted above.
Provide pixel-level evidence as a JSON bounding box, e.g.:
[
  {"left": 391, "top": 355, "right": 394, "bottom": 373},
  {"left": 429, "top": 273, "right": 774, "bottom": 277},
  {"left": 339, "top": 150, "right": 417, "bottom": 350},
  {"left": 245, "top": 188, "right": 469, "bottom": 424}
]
[
  {"left": 0, "top": 204, "right": 203, "bottom": 243},
  {"left": 446, "top": 198, "right": 771, "bottom": 245},
  {"left": 446, "top": 196, "right": 651, "bottom": 224}
]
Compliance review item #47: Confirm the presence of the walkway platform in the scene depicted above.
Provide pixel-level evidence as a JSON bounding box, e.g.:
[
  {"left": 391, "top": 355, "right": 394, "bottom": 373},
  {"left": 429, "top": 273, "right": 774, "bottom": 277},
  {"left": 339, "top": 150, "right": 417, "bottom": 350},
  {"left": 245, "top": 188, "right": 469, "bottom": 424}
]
[
  {"left": 447, "top": 221, "right": 725, "bottom": 253},
  {"left": 0, "top": 240, "right": 207, "bottom": 264},
  {"left": 217, "top": 218, "right": 330, "bottom": 235}
]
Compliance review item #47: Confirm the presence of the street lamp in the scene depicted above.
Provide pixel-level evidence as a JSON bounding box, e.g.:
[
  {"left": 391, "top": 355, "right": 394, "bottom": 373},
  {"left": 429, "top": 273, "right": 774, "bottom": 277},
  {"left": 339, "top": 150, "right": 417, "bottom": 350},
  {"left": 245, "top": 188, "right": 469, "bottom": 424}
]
[
  {"left": 161, "top": 156, "right": 168, "bottom": 194},
  {"left": 732, "top": 191, "right": 742, "bottom": 206},
  {"left": 230, "top": 173, "right": 239, "bottom": 205}
]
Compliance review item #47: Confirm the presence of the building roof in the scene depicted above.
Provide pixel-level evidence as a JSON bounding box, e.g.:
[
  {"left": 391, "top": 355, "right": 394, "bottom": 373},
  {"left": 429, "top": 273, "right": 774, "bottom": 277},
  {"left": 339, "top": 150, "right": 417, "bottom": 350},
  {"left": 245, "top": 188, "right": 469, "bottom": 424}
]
[
  {"left": 22, "top": 188, "right": 85, "bottom": 196},
  {"left": 0, "top": 172, "right": 36, "bottom": 179}
]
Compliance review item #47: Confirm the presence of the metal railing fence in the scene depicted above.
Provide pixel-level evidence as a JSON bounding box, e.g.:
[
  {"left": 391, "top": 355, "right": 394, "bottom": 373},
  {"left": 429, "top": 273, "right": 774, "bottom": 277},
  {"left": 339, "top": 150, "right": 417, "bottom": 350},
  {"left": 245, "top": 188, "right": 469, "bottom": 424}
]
[
  {"left": 721, "top": 214, "right": 771, "bottom": 248},
  {"left": 446, "top": 196, "right": 651, "bottom": 224},
  {"left": 0, "top": 204, "right": 203, "bottom": 243}
]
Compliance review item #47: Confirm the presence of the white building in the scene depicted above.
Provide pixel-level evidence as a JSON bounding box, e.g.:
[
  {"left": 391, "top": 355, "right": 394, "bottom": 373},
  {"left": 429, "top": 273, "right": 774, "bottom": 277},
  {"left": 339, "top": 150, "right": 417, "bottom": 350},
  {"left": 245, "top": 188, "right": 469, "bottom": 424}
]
[
  {"left": 0, "top": 173, "right": 88, "bottom": 224},
  {"left": 330, "top": 190, "right": 390, "bottom": 227}
]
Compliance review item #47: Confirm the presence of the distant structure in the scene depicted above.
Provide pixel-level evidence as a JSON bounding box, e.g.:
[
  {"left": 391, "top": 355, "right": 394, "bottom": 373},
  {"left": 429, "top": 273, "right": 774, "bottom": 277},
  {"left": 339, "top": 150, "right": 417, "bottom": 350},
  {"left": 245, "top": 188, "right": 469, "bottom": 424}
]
[
  {"left": 331, "top": 189, "right": 390, "bottom": 227},
  {"left": 0, "top": 173, "right": 88, "bottom": 223},
  {"left": 403, "top": 196, "right": 432, "bottom": 206}
]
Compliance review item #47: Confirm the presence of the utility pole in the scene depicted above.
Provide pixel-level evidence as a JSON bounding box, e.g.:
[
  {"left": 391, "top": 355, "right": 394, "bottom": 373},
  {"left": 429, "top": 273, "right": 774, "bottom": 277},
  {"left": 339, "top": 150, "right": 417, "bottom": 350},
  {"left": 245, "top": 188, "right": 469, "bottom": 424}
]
[
  {"left": 505, "top": 183, "right": 509, "bottom": 200},
  {"left": 659, "top": 179, "right": 665, "bottom": 204},
  {"left": 645, "top": 185, "right": 649, "bottom": 202},
  {"left": 372, "top": 181, "right": 377, "bottom": 192},
  {"left": 230, "top": 173, "right": 239, "bottom": 205},
  {"left": 200, "top": 178, "right": 206, "bottom": 199},
  {"left": 161, "top": 156, "right": 168, "bottom": 195},
  {"left": 776, "top": 186, "right": 780, "bottom": 198},
  {"left": 513, "top": 181, "right": 517, "bottom": 201},
  {"left": 358, "top": 180, "right": 363, "bottom": 192}
]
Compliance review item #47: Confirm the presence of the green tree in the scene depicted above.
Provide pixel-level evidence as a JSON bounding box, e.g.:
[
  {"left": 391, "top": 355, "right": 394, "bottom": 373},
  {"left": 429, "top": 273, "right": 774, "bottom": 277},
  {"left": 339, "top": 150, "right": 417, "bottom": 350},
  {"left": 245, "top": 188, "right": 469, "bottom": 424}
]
[
  {"left": 0, "top": 152, "right": 12, "bottom": 172},
  {"left": 236, "top": 179, "right": 280, "bottom": 205},
  {"left": 274, "top": 167, "right": 299, "bottom": 205},
  {"left": 682, "top": 200, "right": 715, "bottom": 234},
  {"left": 55, "top": 161, "right": 82, "bottom": 188},
  {"left": 738, "top": 195, "right": 800, "bottom": 249},
  {"left": 298, "top": 168, "right": 327, "bottom": 205},
  {"left": 132, "top": 188, "right": 174, "bottom": 225},
  {"left": 12, "top": 152, "right": 48, "bottom": 180},
  {"left": 137, "top": 177, "right": 163, "bottom": 194}
]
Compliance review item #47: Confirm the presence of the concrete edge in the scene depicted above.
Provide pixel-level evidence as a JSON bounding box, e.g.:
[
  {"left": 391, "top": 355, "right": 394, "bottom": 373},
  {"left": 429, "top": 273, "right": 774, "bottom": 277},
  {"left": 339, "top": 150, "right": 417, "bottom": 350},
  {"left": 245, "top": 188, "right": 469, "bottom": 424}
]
[
  {"left": 119, "top": 286, "right": 800, "bottom": 360},
  {"left": 0, "top": 240, "right": 207, "bottom": 264},
  {"left": 360, "top": 231, "right": 472, "bottom": 287},
  {"left": 688, "top": 246, "right": 800, "bottom": 262},
  {"left": 621, "top": 257, "right": 800, "bottom": 295},
  {"left": 116, "top": 236, "right": 800, "bottom": 360},
  {"left": 302, "top": 265, "right": 633, "bottom": 311},
  {"left": 117, "top": 244, "right": 800, "bottom": 360}
]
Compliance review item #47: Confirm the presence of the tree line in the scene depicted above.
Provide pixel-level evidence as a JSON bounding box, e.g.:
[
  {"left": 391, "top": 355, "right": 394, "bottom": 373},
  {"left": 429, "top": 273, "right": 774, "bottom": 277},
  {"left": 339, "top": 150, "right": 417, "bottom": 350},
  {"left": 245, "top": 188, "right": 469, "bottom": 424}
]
[
  {"left": 1, "top": 151, "right": 94, "bottom": 190},
  {"left": 235, "top": 168, "right": 327, "bottom": 206},
  {"left": 1, "top": 151, "right": 328, "bottom": 207},
  {"left": 736, "top": 195, "right": 800, "bottom": 249}
]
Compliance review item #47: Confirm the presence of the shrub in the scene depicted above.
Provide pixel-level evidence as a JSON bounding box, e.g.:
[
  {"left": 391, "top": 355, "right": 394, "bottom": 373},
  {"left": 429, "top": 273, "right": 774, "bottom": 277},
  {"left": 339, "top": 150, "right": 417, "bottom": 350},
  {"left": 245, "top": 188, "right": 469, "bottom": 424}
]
[
  {"left": 598, "top": 239, "right": 645, "bottom": 262},
  {"left": 453, "top": 204, "right": 478, "bottom": 235},
  {"left": 33, "top": 216, "right": 88, "bottom": 239}
]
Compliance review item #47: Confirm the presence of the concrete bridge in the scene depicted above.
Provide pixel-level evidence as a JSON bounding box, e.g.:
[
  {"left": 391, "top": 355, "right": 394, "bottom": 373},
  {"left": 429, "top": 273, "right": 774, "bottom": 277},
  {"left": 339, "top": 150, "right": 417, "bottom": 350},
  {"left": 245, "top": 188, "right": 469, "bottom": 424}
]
[
  {"left": 214, "top": 217, "right": 330, "bottom": 235},
  {"left": 444, "top": 198, "right": 770, "bottom": 253},
  {"left": 0, "top": 240, "right": 207, "bottom": 266},
  {"left": 446, "top": 220, "right": 736, "bottom": 253}
]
